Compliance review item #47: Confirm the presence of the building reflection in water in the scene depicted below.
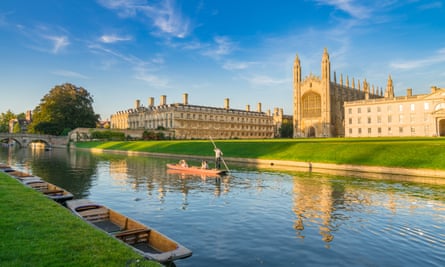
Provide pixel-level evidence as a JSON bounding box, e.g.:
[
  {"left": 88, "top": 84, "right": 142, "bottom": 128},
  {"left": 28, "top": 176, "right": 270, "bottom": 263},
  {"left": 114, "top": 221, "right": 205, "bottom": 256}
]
[
  {"left": 292, "top": 173, "right": 445, "bottom": 246},
  {"left": 292, "top": 175, "right": 335, "bottom": 245}
]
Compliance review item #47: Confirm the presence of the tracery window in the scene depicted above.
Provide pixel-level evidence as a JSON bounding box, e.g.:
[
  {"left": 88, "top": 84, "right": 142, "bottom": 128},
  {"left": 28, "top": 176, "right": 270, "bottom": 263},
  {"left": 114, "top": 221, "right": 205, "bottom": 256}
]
[{"left": 302, "top": 92, "right": 321, "bottom": 118}]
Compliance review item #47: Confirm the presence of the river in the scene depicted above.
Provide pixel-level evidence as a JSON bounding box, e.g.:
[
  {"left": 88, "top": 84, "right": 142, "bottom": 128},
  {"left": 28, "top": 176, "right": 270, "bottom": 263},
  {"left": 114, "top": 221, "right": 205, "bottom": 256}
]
[{"left": 1, "top": 146, "right": 445, "bottom": 267}]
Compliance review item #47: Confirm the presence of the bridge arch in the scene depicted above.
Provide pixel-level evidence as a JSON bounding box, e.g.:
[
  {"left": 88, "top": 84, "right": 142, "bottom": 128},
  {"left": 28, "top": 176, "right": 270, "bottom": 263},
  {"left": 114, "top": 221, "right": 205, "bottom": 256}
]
[
  {"left": 0, "top": 137, "right": 24, "bottom": 147},
  {"left": 0, "top": 133, "right": 67, "bottom": 148}
]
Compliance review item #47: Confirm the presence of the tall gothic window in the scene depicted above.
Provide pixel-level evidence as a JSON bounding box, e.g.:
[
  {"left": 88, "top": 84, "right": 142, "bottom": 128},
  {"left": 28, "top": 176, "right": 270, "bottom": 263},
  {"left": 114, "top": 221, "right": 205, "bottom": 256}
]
[{"left": 302, "top": 92, "right": 321, "bottom": 118}]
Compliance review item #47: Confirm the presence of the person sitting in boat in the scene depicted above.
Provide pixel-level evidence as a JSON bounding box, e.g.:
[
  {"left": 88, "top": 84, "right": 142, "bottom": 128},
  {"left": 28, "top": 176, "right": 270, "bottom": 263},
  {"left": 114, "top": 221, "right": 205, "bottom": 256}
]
[
  {"left": 179, "top": 159, "right": 188, "bottom": 167},
  {"left": 201, "top": 160, "right": 209, "bottom": 169}
]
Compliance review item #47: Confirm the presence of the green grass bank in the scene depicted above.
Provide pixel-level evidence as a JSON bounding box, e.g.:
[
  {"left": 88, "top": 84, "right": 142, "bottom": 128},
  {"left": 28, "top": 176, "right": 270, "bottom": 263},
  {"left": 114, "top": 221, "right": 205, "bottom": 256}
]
[
  {"left": 75, "top": 137, "right": 445, "bottom": 170},
  {"left": 0, "top": 172, "right": 160, "bottom": 267}
]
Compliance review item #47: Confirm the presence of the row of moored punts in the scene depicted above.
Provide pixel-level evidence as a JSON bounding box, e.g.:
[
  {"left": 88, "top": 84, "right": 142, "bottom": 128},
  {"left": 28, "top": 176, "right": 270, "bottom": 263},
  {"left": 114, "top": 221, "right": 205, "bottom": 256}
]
[{"left": 0, "top": 163, "right": 192, "bottom": 263}]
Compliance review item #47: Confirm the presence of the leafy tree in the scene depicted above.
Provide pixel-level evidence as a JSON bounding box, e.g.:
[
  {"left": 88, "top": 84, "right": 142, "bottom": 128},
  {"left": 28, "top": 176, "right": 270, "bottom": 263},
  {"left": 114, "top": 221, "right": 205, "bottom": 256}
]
[
  {"left": 279, "top": 121, "right": 293, "bottom": 138},
  {"left": 12, "top": 123, "right": 21, "bottom": 133},
  {"left": 0, "top": 110, "right": 16, "bottom": 132},
  {"left": 28, "top": 83, "right": 100, "bottom": 135}
]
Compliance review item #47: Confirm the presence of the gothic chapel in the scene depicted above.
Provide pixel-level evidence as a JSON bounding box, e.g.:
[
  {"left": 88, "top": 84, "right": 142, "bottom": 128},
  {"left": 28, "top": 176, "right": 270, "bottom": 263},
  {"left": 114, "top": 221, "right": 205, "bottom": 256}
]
[{"left": 293, "top": 48, "right": 382, "bottom": 137}]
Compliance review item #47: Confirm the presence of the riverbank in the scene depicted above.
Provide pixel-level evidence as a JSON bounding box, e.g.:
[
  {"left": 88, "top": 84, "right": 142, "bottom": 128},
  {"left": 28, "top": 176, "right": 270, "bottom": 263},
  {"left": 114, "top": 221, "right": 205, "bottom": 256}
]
[
  {"left": 75, "top": 138, "right": 445, "bottom": 184},
  {"left": 0, "top": 171, "right": 160, "bottom": 267}
]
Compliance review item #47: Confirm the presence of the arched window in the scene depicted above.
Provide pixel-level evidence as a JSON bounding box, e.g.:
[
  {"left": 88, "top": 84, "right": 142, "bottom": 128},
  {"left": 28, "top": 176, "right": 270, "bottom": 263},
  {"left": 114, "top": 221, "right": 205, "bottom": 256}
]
[
  {"left": 302, "top": 92, "right": 321, "bottom": 118},
  {"left": 434, "top": 102, "right": 445, "bottom": 111}
]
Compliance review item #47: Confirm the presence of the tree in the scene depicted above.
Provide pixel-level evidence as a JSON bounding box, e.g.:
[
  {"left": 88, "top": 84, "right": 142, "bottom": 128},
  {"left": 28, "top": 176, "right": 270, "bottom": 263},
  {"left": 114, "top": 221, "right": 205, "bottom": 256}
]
[
  {"left": 0, "top": 110, "right": 16, "bottom": 132},
  {"left": 28, "top": 83, "right": 100, "bottom": 135},
  {"left": 279, "top": 121, "right": 293, "bottom": 138},
  {"left": 12, "top": 122, "right": 21, "bottom": 133}
]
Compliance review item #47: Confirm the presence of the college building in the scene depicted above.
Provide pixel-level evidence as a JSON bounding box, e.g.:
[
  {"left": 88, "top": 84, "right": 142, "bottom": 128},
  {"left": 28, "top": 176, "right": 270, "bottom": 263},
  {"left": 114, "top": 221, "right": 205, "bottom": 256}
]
[
  {"left": 293, "top": 48, "right": 382, "bottom": 138},
  {"left": 110, "top": 93, "right": 284, "bottom": 139},
  {"left": 345, "top": 85, "right": 445, "bottom": 137},
  {"left": 293, "top": 48, "right": 445, "bottom": 138}
]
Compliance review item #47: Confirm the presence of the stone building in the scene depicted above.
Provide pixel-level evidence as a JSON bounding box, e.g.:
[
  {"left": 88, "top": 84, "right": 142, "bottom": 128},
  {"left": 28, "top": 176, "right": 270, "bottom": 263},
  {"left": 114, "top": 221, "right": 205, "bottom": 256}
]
[
  {"left": 293, "top": 48, "right": 382, "bottom": 137},
  {"left": 345, "top": 84, "right": 445, "bottom": 137},
  {"left": 9, "top": 110, "right": 32, "bottom": 133},
  {"left": 110, "top": 93, "right": 277, "bottom": 139}
]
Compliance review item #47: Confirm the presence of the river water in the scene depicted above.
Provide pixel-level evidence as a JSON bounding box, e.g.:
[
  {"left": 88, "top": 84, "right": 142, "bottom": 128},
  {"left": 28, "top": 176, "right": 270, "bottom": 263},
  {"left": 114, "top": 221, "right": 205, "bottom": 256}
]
[{"left": 1, "top": 147, "right": 445, "bottom": 267}]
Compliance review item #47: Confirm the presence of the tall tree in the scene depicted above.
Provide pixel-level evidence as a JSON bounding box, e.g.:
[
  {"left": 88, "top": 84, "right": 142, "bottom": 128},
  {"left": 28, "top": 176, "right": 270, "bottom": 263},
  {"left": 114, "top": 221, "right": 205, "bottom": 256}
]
[
  {"left": 0, "top": 110, "right": 16, "bottom": 133},
  {"left": 28, "top": 83, "right": 99, "bottom": 135}
]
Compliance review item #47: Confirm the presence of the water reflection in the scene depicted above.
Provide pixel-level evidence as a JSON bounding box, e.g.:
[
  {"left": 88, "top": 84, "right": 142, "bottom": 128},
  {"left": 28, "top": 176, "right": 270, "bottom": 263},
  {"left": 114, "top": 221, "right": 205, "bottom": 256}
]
[{"left": 2, "top": 146, "right": 445, "bottom": 267}]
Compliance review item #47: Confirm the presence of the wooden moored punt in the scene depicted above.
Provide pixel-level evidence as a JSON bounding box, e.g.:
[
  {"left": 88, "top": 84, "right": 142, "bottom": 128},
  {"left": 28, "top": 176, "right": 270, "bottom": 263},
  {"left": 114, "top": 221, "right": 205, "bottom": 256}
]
[
  {"left": 0, "top": 164, "right": 14, "bottom": 172},
  {"left": 21, "top": 178, "right": 74, "bottom": 203},
  {"left": 66, "top": 199, "right": 192, "bottom": 263},
  {"left": 7, "top": 170, "right": 35, "bottom": 179},
  {"left": 166, "top": 163, "right": 227, "bottom": 175}
]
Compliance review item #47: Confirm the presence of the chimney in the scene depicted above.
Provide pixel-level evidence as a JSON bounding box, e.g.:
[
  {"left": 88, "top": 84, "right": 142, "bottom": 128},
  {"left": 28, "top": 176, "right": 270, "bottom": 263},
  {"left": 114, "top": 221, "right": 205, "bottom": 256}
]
[
  {"left": 431, "top": 86, "right": 437, "bottom": 93},
  {"left": 224, "top": 98, "right": 230, "bottom": 109},
  {"left": 135, "top": 99, "right": 140, "bottom": 109},
  {"left": 148, "top": 97, "right": 154, "bottom": 107},
  {"left": 160, "top": 95, "right": 167, "bottom": 105},
  {"left": 246, "top": 105, "right": 250, "bottom": 112},
  {"left": 183, "top": 93, "right": 188, "bottom": 105},
  {"left": 407, "top": 88, "right": 412, "bottom": 97},
  {"left": 257, "top": 102, "right": 262, "bottom": 112}
]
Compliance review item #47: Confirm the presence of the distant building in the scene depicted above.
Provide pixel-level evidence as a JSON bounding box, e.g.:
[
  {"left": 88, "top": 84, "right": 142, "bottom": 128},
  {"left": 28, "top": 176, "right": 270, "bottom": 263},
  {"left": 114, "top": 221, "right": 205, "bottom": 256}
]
[
  {"left": 9, "top": 110, "right": 32, "bottom": 133},
  {"left": 293, "top": 48, "right": 383, "bottom": 137},
  {"left": 345, "top": 85, "right": 445, "bottom": 137},
  {"left": 273, "top": 107, "right": 293, "bottom": 137},
  {"left": 110, "top": 93, "right": 281, "bottom": 139},
  {"left": 97, "top": 120, "right": 111, "bottom": 129}
]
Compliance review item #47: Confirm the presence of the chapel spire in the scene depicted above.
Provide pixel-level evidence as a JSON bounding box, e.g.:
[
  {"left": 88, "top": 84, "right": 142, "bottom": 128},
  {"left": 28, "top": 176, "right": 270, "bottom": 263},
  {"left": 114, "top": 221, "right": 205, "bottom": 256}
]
[
  {"left": 321, "top": 48, "right": 330, "bottom": 82},
  {"left": 293, "top": 53, "right": 301, "bottom": 84},
  {"left": 385, "top": 74, "right": 394, "bottom": 99}
]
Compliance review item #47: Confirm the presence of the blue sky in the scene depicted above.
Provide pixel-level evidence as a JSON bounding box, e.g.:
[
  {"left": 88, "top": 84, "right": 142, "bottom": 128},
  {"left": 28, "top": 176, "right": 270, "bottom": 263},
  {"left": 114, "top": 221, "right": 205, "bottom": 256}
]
[{"left": 1, "top": 0, "right": 444, "bottom": 120}]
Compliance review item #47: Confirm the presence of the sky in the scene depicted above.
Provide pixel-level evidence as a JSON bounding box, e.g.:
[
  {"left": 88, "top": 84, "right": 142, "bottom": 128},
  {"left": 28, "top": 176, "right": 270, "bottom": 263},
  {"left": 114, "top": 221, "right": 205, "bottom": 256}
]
[{"left": 0, "top": 0, "right": 444, "bottom": 120}]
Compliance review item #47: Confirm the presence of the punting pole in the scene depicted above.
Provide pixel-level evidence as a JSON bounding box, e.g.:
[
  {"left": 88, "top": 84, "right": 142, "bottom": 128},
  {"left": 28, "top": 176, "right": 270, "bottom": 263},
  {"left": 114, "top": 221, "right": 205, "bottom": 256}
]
[{"left": 209, "top": 136, "right": 230, "bottom": 173}]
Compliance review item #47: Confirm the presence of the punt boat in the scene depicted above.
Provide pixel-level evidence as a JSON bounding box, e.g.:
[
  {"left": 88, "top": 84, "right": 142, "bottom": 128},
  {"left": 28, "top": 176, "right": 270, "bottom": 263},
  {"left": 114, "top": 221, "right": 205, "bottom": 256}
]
[
  {"left": 21, "top": 178, "right": 74, "bottom": 203},
  {"left": 66, "top": 199, "right": 192, "bottom": 263},
  {"left": 166, "top": 163, "right": 227, "bottom": 175}
]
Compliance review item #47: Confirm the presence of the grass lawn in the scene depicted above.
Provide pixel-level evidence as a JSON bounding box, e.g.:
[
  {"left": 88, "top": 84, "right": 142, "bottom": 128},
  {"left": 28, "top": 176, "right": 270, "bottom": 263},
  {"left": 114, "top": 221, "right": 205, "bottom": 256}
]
[
  {"left": 75, "top": 137, "right": 445, "bottom": 170},
  {"left": 0, "top": 172, "right": 160, "bottom": 267}
]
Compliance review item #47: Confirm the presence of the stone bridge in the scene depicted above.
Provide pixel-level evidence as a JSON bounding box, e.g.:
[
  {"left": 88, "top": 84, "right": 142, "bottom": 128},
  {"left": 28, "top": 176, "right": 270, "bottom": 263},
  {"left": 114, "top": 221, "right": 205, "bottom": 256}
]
[{"left": 0, "top": 133, "right": 68, "bottom": 148}]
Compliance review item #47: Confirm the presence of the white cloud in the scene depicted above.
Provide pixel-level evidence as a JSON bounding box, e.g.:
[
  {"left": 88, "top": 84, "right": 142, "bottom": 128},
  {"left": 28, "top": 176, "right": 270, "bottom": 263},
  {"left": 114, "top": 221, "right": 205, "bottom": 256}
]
[
  {"left": 202, "top": 36, "right": 236, "bottom": 59},
  {"left": 134, "top": 66, "right": 169, "bottom": 87},
  {"left": 51, "top": 70, "right": 89, "bottom": 79},
  {"left": 418, "top": 1, "right": 442, "bottom": 10},
  {"left": 390, "top": 48, "right": 445, "bottom": 70},
  {"left": 98, "top": 0, "right": 190, "bottom": 38},
  {"left": 45, "top": 35, "right": 69, "bottom": 54},
  {"left": 314, "top": 0, "right": 373, "bottom": 19},
  {"left": 89, "top": 44, "right": 168, "bottom": 86},
  {"left": 149, "top": 0, "right": 190, "bottom": 38},
  {"left": 222, "top": 60, "right": 255, "bottom": 70},
  {"left": 89, "top": 44, "right": 141, "bottom": 65},
  {"left": 100, "top": 34, "right": 132, "bottom": 43},
  {"left": 244, "top": 74, "right": 289, "bottom": 87}
]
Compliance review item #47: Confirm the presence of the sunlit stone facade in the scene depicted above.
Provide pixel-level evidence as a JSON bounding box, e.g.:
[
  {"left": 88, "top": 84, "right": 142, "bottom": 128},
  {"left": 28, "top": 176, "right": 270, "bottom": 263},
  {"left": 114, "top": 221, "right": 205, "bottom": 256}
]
[
  {"left": 110, "top": 94, "right": 276, "bottom": 139},
  {"left": 293, "top": 48, "right": 383, "bottom": 137},
  {"left": 345, "top": 86, "right": 445, "bottom": 137}
]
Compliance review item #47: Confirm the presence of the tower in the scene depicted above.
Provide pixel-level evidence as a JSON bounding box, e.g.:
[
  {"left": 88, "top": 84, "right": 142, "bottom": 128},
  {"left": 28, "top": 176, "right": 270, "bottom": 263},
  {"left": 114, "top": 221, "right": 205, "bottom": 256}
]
[
  {"left": 385, "top": 75, "right": 394, "bottom": 99},
  {"left": 293, "top": 54, "right": 302, "bottom": 137},
  {"left": 321, "top": 48, "right": 331, "bottom": 137}
]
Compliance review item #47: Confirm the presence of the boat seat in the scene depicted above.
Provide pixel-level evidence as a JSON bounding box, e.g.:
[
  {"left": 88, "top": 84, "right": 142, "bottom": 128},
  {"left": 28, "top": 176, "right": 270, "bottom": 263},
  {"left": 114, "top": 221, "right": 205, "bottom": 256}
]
[
  {"left": 114, "top": 228, "right": 149, "bottom": 238},
  {"left": 43, "top": 189, "right": 65, "bottom": 195},
  {"left": 114, "top": 229, "right": 151, "bottom": 246},
  {"left": 78, "top": 207, "right": 110, "bottom": 223}
]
